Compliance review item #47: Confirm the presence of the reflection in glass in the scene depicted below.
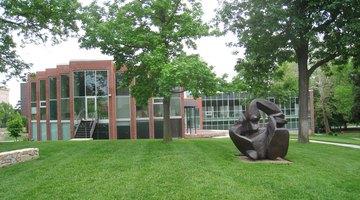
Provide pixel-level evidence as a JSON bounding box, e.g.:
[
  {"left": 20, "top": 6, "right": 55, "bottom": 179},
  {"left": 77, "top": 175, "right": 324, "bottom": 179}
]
[
  {"left": 61, "top": 99, "right": 70, "bottom": 120},
  {"left": 61, "top": 75, "right": 70, "bottom": 98},
  {"left": 86, "top": 71, "right": 96, "bottom": 96},
  {"left": 74, "top": 71, "right": 85, "bottom": 96},
  {"left": 116, "top": 96, "right": 130, "bottom": 119},
  {"left": 97, "top": 97, "right": 108, "bottom": 119},
  {"left": 136, "top": 105, "right": 149, "bottom": 118},
  {"left": 154, "top": 104, "right": 163, "bottom": 117},
  {"left": 40, "top": 80, "right": 46, "bottom": 100},
  {"left": 116, "top": 72, "right": 130, "bottom": 96},
  {"left": 87, "top": 97, "right": 96, "bottom": 119},
  {"left": 74, "top": 97, "right": 85, "bottom": 119},
  {"left": 96, "top": 71, "right": 108, "bottom": 96},
  {"left": 49, "top": 77, "right": 57, "bottom": 99},
  {"left": 50, "top": 101, "right": 57, "bottom": 120},
  {"left": 170, "top": 98, "right": 181, "bottom": 116},
  {"left": 31, "top": 82, "right": 36, "bottom": 101}
]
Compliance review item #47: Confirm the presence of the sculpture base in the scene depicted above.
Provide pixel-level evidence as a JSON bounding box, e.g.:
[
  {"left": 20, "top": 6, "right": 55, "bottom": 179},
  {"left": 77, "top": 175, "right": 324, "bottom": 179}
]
[{"left": 238, "top": 156, "right": 292, "bottom": 164}]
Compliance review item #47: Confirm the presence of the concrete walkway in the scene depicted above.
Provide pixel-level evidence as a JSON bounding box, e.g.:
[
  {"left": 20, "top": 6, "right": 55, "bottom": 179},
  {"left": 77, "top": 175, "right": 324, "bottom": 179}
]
[
  {"left": 309, "top": 140, "right": 360, "bottom": 149},
  {"left": 213, "top": 135, "right": 360, "bottom": 149}
]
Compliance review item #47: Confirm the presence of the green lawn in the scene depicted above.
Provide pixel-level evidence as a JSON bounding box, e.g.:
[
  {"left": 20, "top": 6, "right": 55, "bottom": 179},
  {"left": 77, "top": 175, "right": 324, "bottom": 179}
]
[
  {"left": 1, "top": 139, "right": 359, "bottom": 200},
  {"left": 290, "top": 132, "right": 360, "bottom": 145}
]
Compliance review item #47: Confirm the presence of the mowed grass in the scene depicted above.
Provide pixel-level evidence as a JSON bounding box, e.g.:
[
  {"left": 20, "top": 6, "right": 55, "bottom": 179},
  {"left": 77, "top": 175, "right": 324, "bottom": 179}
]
[
  {"left": 290, "top": 132, "right": 360, "bottom": 145},
  {"left": 1, "top": 139, "right": 359, "bottom": 200}
]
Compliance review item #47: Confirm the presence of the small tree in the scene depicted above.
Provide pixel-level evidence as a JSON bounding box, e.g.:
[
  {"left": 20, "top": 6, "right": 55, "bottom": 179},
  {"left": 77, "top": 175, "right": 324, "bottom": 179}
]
[{"left": 7, "top": 113, "right": 24, "bottom": 141}]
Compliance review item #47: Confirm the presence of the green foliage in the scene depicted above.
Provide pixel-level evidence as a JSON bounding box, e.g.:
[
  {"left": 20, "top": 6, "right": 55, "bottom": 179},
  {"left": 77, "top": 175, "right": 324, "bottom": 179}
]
[
  {"left": 217, "top": 0, "right": 360, "bottom": 142},
  {"left": 6, "top": 113, "right": 23, "bottom": 141},
  {"left": 0, "top": 0, "right": 81, "bottom": 83},
  {"left": 81, "top": 0, "right": 220, "bottom": 140},
  {"left": 81, "top": 0, "right": 219, "bottom": 103},
  {"left": 0, "top": 102, "right": 16, "bottom": 128},
  {"left": 0, "top": 140, "right": 360, "bottom": 199}
]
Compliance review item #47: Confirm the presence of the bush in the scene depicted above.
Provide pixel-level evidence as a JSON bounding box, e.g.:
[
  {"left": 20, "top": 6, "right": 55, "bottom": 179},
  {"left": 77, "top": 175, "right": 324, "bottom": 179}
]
[{"left": 6, "top": 113, "right": 24, "bottom": 141}]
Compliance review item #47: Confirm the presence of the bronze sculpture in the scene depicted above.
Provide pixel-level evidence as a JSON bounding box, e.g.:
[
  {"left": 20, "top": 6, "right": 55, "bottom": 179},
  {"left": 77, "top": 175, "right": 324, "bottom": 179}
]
[{"left": 229, "top": 99, "right": 289, "bottom": 160}]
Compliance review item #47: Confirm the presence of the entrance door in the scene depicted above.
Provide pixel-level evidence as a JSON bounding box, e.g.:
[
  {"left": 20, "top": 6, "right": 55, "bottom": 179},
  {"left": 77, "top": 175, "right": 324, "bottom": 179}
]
[{"left": 86, "top": 97, "right": 96, "bottom": 119}]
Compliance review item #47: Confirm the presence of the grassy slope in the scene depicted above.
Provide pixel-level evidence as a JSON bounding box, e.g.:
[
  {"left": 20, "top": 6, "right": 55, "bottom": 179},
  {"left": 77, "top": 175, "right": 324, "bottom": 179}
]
[{"left": 0, "top": 139, "right": 359, "bottom": 200}]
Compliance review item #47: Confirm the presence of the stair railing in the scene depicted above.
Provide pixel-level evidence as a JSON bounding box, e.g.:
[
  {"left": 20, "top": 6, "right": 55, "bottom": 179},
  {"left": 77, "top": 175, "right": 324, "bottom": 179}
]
[
  {"left": 89, "top": 112, "right": 98, "bottom": 139},
  {"left": 74, "top": 109, "right": 85, "bottom": 138}
]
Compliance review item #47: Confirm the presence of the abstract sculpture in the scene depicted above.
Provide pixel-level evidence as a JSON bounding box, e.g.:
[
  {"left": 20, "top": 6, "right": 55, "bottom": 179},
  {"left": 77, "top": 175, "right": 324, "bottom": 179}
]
[{"left": 229, "top": 99, "right": 289, "bottom": 160}]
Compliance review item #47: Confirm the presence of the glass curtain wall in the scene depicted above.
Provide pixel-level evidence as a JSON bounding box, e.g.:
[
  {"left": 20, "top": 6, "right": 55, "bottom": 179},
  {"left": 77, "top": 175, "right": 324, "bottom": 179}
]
[
  {"left": 116, "top": 72, "right": 131, "bottom": 139},
  {"left": 61, "top": 74, "right": 70, "bottom": 140},
  {"left": 202, "top": 93, "right": 305, "bottom": 130},
  {"left": 30, "top": 82, "right": 37, "bottom": 141},
  {"left": 39, "top": 80, "right": 47, "bottom": 140},
  {"left": 73, "top": 71, "right": 109, "bottom": 139},
  {"left": 49, "top": 77, "right": 58, "bottom": 140}
]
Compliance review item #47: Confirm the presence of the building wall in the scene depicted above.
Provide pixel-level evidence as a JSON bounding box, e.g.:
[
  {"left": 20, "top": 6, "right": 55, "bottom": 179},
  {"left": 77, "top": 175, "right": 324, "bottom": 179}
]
[
  {"left": 20, "top": 83, "right": 28, "bottom": 117},
  {"left": 0, "top": 87, "right": 9, "bottom": 103},
  {"left": 27, "top": 60, "right": 185, "bottom": 141}
]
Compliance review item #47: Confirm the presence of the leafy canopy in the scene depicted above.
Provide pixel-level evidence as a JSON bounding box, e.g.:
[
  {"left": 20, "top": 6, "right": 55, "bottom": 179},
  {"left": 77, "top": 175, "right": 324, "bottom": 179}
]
[
  {"left": 217, "top": 0, "right": 360, "bottom": 141},
  {"left": 80, "top": 0, "right": 220, "bottom": 105},
  {"left": 0, "top": 0, "right": 81, "bottom": 83}
]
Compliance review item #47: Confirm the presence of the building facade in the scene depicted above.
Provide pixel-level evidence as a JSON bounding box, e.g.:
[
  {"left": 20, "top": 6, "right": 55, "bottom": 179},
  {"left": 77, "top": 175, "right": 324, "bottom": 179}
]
[
  {"left": 184, "top": 92, "right": 315, "bottom": 133},
  {"left": 0, "top": 86, "right": 9, "bottom": 103},
  {"left": 27, "top": 60, "right": 185, "bottom": 141}
]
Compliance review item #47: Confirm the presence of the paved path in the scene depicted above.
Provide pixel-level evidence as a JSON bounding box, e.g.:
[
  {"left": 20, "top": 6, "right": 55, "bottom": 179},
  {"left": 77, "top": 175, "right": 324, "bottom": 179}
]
[
  {"left": 213, "top": 135, "right": 360, "bottom": 149},
  {"left": 309, "top": 140, "right": 360, "bottom": 149}
]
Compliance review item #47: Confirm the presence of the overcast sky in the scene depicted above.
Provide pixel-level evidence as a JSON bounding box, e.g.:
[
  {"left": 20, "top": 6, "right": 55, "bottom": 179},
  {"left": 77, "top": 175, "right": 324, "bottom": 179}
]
[{"left": 4, "top": 0, "right": 242, "bottom": 106}]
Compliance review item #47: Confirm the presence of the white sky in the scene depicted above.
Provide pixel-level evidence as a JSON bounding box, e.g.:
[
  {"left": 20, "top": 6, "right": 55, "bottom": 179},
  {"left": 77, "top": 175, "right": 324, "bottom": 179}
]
[{"left": 4, "top": 0, "right": 242, "bottom": 106}]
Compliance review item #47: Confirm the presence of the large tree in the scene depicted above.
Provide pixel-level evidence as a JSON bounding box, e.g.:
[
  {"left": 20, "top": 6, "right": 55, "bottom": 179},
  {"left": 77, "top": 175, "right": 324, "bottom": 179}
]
[
  {"left": 217, "top": 0, "right": 360, "bottom": 142},
  {"left": 0, "top": 0, "right": 81, "bottom": 83},
  {"left": 80, "top": 0, "right": 220, "bottom": 141}
]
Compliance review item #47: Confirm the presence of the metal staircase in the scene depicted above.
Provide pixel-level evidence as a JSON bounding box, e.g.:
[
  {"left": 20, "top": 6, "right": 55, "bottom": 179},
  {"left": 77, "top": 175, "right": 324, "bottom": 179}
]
[{"left": 74, "top": 110, "right": 97, "bottom": 139}]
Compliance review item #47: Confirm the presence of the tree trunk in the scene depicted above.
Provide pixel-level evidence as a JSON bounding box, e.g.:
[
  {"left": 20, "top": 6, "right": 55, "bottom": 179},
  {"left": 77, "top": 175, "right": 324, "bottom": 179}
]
[
  {"left": 163, "top": 96, "right": 172, "bottom": 142},
  {"left": 297, "top": 46, "right": 310, "bottom": 143},
  {"left": 322, "top": 108, "right": 331, "bottom": 133}
]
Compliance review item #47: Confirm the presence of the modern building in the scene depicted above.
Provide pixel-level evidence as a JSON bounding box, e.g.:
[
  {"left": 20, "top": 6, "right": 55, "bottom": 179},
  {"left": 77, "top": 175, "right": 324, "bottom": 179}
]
[
  {"left": 25, "top": 60, "right": 184, "bottom": 141},
  {"left": 184, "top": 92, "right": 315, "bottom": 133},
  {"left": 24, "top": 60, "right": 314, "bottom": 141}
]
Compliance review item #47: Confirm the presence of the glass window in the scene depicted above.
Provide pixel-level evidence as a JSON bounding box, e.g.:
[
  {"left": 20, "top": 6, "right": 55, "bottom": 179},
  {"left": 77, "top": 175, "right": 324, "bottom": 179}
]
[
  {"left": 97, "top": 97, "right": 108, "bottom": 119},
  {"left": 40, "top": 108, "right": 46, "bottom": 120},
  {"left": 61, "top": 75, "right": 70, "bottom": 98},
  {"left": 50, "top": 101, "right": 57, "bottom": 120},
  {"left": 170, "top": 98, "right": 181, "bottom": 117},
  {"left": 74, "top": 71, "right": 85, "bottom": 96},
  {"left": 153, "top": 98, "right": 163, "bottom": 117},
  {"left": 116, "top": 72, "right": 130, "bottom": 96},
  {"left": 61, "top": 99, "right": 70, "bottom": 120},
  {"left": 49, "top": 77, "right": 57, "bottom": 99},
  {"left": 31, "top": 82, "right": 36, "bottom": 101},
  {"left": 50, "top": 123, "right": 58, "bottom": 141},
  {"left": 96, "top": 71, "right": 108, "bottom": 96},
  {"left": 86, "top": 71, "right": 96, "bottom": 96},
  {"left": 116, "top": 96, "right": 130, "bottom": 119},
  {"left": 74, "top": 97, "right": 85, "bottom": 119},
  {"left": 61, "top": 123, "right": 71, "bottom": 140},
  {"left": 40, "top": 80, "right": 46, "bottom": 101},
  {"left": 136, "top": 105, "right": 149, "bottom": 118},
  {"left": 117, "top": 121, "right": 131, "bottom": 139},
  {"left": 31, "top": 122, "right": 37, "bottom": 141},
  {"left": 40, "top": 122, "right": 47, "bottom": 141}
]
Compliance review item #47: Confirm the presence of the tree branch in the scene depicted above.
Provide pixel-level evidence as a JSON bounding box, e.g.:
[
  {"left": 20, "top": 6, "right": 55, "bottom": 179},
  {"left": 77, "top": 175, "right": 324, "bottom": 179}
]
[
  {"left": 308, "top": 53, "right": 338, "bottom": 75},
  {"left": 0, "top": 17, "right": 23, "bottom": 26},
  {"left": 166, "top": 0, "right": 181, "bottom": 26}
]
